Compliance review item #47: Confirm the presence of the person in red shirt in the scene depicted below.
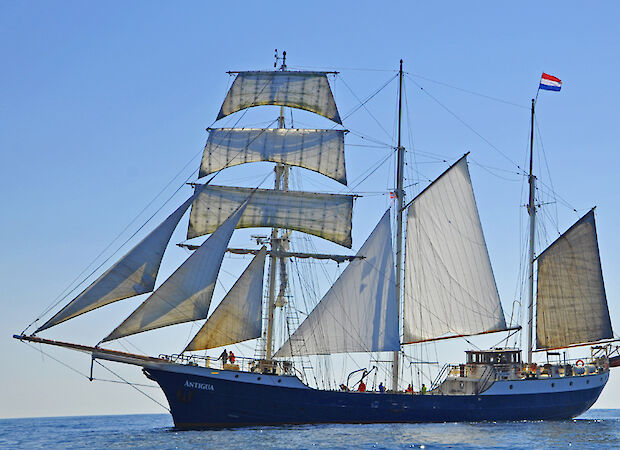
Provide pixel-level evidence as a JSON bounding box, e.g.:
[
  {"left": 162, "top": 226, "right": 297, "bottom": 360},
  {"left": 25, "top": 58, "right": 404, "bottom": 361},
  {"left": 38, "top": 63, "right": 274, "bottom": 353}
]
[{"left": 357, "top": 380, "right": 366, "bottom": 392}]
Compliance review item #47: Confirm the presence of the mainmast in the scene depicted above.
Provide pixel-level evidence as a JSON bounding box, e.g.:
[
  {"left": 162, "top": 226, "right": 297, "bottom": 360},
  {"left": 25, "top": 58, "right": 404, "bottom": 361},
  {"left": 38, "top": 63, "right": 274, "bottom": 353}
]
[
  {"left": 265, "top": 50, "right": 289, "bottom": 360},
  {"left": 526, "top": 98, "right": 536, "bottom": 364},
  {"left": 393, "top": 59, "right": 405, "bottom": 391}
]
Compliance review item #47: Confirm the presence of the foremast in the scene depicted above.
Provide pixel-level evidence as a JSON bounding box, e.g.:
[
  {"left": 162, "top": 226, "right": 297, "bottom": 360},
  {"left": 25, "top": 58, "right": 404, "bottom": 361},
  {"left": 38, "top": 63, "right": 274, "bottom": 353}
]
[{"left": 265, "top": 50, "right": 288, "bottom": 360}]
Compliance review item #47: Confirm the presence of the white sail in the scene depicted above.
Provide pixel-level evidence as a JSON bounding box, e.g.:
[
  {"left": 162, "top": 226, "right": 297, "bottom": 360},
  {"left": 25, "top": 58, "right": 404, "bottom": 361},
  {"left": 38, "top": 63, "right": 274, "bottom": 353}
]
[
  {"left": 275, "top": 210, "right": 399, "bottom": 357},
  {"left": 200, "top": 128, "right": 346, "bottom": 185},
  {"left": 217, "top": 71, "right": 342, "bottom": 124},
  {"left": 403, "top": 157, "right": 507, "bottom": 344},
  {"left": 102, "top": 201, "right": 248, "bottom": 342},
  {"left": 184, "top": 247, "right": 267, "bottom": 352},
  {"left": 188, "top": 185, "right": 353, "bottom": 248},
  {"left": 37, "top": 196, "right": 195, "bottom": 332},
  {"left": 536, "top": 210, "right": 613, "bottom": 349}
]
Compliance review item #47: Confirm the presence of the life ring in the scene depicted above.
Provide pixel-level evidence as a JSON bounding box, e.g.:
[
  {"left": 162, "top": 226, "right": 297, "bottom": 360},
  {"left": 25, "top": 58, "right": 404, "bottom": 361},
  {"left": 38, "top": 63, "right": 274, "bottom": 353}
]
[{"left": 575, "top": 359, "right": 585, "bottom": 367}]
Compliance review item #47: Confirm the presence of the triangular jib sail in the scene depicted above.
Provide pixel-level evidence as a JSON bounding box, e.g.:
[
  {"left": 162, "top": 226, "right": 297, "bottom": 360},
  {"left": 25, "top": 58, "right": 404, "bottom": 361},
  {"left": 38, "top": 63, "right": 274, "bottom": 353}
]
[
  {"left": 185, "top": 247, "right": 267, "bottom": 352},
  {"left": 200, "top": 128, "right": 347, "bottom": 185},
  {"left": 102, "top": 200, "right": 249, "bottom": 342},
  {"left": 536, "top": 210, "right": 613, "bottom": 350},
  {"left": 403, "top": 156, "right": 508, "bottom": 344},
  {"left": 36, "top": 196, "right": 195, "bottom": 333},
  {"left": 217, "top": 71, "right": 342, "bottom": 124},
  {"left": 275, "top": 210, "right": 399, "bottom": 358}
]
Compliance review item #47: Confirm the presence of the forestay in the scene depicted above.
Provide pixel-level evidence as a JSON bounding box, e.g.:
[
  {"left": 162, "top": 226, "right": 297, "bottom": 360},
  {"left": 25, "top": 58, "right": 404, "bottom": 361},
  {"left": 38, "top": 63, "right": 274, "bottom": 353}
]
[
  {"left": 184, "top": 247, "right": 267, "bottom": 352},
  {"left": 274, "top": 210, "right": 399, "bottom": 357},
  {"left": 188, "top": 185, "right": 353, "bottom": 248},
  {"left": 200, "top": 128, "right": 347, "bottom": 185},
  {"left": 37, "top": 196, "right": 195, "bottom": 333},
  {"left": 217, "top": 71, "right": 342, "bottom": 124},
  {"left": 403, "top": 157, "right": 507, "bottom": 343},
  {"left": 102, "top": 202, "right": 248, "bottom": 342},
  {"left": 536, "top": 210, "right": 613, "bottom": 349}
]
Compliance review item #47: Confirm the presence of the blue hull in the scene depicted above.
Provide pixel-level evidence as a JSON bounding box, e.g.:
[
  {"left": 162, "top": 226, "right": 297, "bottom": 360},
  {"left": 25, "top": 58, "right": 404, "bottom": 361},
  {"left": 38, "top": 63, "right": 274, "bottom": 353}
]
[{"left": 144, "top": 366, "right": 608, "bottom": 428}]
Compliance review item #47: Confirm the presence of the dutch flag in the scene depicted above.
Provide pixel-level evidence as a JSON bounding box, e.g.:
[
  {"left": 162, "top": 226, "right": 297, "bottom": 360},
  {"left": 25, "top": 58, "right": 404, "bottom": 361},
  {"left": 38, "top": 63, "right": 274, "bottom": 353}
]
[{"left": 539, "top": 73, "right": 562, "bottom": 92}]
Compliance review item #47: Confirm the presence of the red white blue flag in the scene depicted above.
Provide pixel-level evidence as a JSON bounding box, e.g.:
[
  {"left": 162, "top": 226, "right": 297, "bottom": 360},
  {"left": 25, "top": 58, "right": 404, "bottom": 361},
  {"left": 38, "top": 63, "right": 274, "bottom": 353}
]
[{"left": 539, "top": 73, "right": 562, "bottom": 91}]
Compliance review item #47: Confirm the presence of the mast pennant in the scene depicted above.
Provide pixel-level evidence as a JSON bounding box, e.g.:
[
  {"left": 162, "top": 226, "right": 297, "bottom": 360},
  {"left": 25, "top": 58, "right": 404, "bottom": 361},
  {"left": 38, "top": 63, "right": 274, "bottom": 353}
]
[
  {"left": 200, "top": 128, "right": 347, "bottom": 185},
  {"left": 36, "top": 195, "right": 196, "bottom": 333},
  {"left": 403, "top": 156, "right": 508, "bottom": 344},
  {"left": 188, "top": 185, "right": 354, "bottom": 248},
  {"left": 217, "top": 71, "right": 342, "bottom": 124},
  {"left": 184, "top": 246, "right": 267, "bottom": 352},
  {"left": 536, "top": 210, "right": 613, "bottom": 350},
  {"left": 102, "top": 199, "right": 250, "bottom": 342},
  {"left": 274, "top": 210, "right": 399, "bottom": 358}
]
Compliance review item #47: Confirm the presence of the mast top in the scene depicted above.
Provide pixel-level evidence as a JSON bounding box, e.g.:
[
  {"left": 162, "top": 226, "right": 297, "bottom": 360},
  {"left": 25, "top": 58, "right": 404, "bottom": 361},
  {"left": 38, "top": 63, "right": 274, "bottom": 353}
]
[{"left": 275, "top": 49, "right": 287, "bottom": 71}]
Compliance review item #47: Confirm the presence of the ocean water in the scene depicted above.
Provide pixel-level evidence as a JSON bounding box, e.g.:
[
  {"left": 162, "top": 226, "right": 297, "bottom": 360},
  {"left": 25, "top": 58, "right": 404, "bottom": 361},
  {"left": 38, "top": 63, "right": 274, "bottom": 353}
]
[{"left": 1, "top": 410, "right": 619, "bottom": 449}]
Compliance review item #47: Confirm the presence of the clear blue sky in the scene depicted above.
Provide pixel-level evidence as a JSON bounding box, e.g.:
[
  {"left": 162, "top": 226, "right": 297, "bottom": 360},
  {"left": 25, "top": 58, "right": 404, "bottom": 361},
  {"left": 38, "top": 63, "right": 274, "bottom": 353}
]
[{"left": 2, "top": 2, "right": 619, "bottom": 418}]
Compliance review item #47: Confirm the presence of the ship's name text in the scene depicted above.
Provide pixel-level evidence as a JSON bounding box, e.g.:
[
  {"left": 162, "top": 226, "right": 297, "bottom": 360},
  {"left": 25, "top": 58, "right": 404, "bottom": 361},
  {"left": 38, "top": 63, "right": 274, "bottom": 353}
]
[{"left": 184, "top": 380, "right": 215, "bottom": 391}]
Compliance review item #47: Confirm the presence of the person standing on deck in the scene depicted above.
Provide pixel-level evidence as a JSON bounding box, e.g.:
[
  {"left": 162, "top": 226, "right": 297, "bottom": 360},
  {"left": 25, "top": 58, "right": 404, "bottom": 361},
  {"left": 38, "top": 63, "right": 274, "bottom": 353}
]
[{"left": 219, "top": 349, "right": 228, "bottom": 364}]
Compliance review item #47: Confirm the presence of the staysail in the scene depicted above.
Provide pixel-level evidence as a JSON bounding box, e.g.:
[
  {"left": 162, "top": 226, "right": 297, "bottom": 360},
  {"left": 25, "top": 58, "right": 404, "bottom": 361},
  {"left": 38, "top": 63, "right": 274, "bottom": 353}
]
[
  {"left": 102, "top": 201, "right": 249, "bottom": 342},
  {"left": 536, "top": 210, "right": 613, "bottom": 349},
  {"left": 199, "top": 128, "right": 347, "bottom": 185},
  {"left": 187, "top": 185, "right": 354, "bottom": 248},
  {"left": 274, "top": 210, "right": 399, "bottom": 357},
  {"left": 403, "top": 156, "right": 507, "bottom": 344},
  {"left": 217, "top": 71, "right": 342, "bottom": 124},
  {"left": 184, "top": 247, "right": 267, "bottom": 352},
  {"left": 36, "top": 196, "right": 195, "bottom": 333}
]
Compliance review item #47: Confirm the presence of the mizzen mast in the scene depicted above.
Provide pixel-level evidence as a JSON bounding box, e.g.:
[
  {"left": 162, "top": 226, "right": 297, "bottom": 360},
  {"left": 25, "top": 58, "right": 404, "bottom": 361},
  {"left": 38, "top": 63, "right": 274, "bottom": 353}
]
[{"left": 526, "top": 98, "right": 536, "bottom": 364}]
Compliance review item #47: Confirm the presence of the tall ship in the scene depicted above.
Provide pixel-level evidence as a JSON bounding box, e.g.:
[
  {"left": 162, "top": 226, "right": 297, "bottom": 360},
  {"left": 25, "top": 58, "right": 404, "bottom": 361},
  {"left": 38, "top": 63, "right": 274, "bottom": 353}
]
[{"left": 14, "top": 54, "right": 619, "bottom": 427}]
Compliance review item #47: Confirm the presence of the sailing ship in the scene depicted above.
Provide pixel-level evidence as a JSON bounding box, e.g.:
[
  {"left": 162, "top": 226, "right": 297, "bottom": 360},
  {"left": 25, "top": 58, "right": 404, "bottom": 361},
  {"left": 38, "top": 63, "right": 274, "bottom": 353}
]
[{"left": 14, "top": 54, "right": 619, "bottom": 427}]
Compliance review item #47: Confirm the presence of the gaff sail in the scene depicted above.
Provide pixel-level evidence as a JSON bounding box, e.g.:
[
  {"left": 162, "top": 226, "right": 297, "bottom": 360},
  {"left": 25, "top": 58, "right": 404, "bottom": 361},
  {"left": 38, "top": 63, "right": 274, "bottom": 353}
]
[
  {"left": 402, "top": 156, "right": 508, "bottom": 344},
  {"left": 536, "top": 210, "right": 613, "bottom": 350}
]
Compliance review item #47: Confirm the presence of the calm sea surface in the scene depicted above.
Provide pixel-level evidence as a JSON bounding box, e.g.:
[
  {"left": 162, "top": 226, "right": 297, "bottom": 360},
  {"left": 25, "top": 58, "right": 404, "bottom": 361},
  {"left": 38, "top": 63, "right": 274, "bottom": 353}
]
[{"left": 1, "top": 409, "right": 619, "bottom": 449}]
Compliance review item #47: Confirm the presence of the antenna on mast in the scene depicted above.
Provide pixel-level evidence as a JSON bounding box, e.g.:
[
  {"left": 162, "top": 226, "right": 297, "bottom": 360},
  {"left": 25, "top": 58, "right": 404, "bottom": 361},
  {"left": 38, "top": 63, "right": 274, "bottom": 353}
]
[{"left": 274, "top": 49, "right": 287, "bottom": 71}]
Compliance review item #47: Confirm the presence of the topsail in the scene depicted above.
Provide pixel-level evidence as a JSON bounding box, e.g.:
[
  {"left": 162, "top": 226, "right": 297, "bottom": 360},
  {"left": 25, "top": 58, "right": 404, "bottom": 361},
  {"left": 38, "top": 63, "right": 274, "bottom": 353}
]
[
  {"left": 200, "top": 128, "right": 346, "bottom": 185},
  {"left": 217, "top": 71, "right": 342, "bottom": 124}
]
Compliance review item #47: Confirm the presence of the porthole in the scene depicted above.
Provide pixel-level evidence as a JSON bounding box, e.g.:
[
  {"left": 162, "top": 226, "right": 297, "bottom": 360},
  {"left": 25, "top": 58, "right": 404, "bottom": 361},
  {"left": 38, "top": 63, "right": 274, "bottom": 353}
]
[
  {"left": 257, "top": 377, "right": 262, "bottom": 381},
  {"left": 586, "top": 380, "right": 590, "bottom": 384},
  {"left": 235, "top": 374, "right": 239, "bottom": 378},
  {"left": 509, "top": 385, "right": 513, "bottom": 390},
  {"left": 551, "top": 383, "right": 555, "bottom": 387},
  {"left": 569, "top": 381, "right": 573, "bottom": 386},
  {"left": 278, "top": 379, "right": 282, "bottom": 383}
]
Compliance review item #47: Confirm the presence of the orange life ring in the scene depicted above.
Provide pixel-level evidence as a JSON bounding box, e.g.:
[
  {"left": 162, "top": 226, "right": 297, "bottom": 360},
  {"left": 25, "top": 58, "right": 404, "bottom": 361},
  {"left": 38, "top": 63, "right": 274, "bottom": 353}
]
[{"left": 575, "top": 359, "right": 585, "bottom": 367}]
